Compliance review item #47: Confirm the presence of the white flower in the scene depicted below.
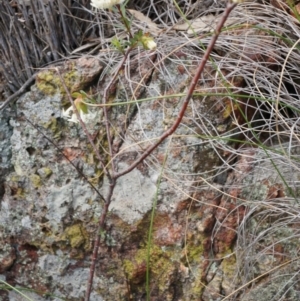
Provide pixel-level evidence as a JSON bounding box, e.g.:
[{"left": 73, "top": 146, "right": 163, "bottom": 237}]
[
  {"left": 62, "top": 106, "right": 74, "bottom": 119},
  {"left": 140, "top": 35, "right": 157, "bottom": 50},
  {"left": 62, "top": 106, "right": 98, "bottom": 124},
  {"left": 62, "top": 106, "right": 84, "bottom": 123},
  {"left": 145, "top": 40, "right": 157, "bottom": 50},
  {"left": 90, "top": 0, "right": 124, "bottom": 9}
]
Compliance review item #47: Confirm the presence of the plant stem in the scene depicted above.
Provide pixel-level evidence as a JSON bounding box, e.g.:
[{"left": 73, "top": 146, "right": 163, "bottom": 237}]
[
  {"left": 85, "top": 3, "right": 237, "bottom": 300},
  {"left": 84, "top": 47, "right": 134, "bottom": 301},
  {"left": 114, "top": 2, "right": 237, "bottom": 179},
  {"left": 56, "top": 68, "right": 112, "bottom": 182},
  {"left": 117, "top": 4, "right": 133, "bottom": 39}
]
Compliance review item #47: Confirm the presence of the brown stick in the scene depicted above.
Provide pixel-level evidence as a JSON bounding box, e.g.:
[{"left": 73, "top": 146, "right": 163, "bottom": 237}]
[
  {"left": 56, "top": 68, "right": 113, "bottom": 182},
  {"left": 84, "top": 179, "right": 115, "bottom": 301},
  {"left": 84, "top": 47, "right": 133, "bottom": 301},
  {"left": 114, "top": 2, "right": 237, "bottom": 179},
  {"left": 85, "top": 3, "right": 237, "bottom": 300},
  {"left": 0, "top": 73, "right": 36, "bottom": 111}
]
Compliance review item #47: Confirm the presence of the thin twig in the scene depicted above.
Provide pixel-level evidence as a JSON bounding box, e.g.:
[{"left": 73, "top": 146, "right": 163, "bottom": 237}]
[
  {"left": 114, "top": 2, "right": 237, "bottom": 179},
  {"left": 82, "top": 47, "right": 134, "bottom": 301},
  {"left": 84, "top": 179, "right": 115, "bottom": 301},
  {"left": 116, "top": 4, "right": 133, "bottom": 39},
  {"left": 101, "top": 46, "right": 133, "bottom": 178},
  {"left": 0, "top": 73, "right": 36, "bottom": 111},
  {"left": 84, "top": 3, "right": 237, "bottom": 301},
  {"left": 55, "top": 68, "right": 112, "bottom": 181},
  {"left": 23, "top": 113, "right": 106, "bottom": 202}
]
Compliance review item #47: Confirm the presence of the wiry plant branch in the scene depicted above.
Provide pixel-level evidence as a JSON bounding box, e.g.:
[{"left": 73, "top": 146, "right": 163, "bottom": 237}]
[
  {"left": 84, "top": 183, "right": 115, "bottom": 301},
  {"left": 21, "top": 113, "right": 106, "bottom": 202},
  {"left": 2, "top": 0, "right": 300, "bottom": 300},
  {"left": 114, "top": 2, "right": 237, "bottom": 179},
  {"left": 101, "top": 46, "right": 134, "bottom": 177},
  {"left": 0, "top": 73, "right": 36, "bottom": 111},
  {"left": 84, "top": 3, "right": 237, "bottom": 301},
  {"left": 84, "top": 46, "right": 134, "bottom": 301},
  {"left": 56, "top": 68, "right": 112, "bottom": 181}
]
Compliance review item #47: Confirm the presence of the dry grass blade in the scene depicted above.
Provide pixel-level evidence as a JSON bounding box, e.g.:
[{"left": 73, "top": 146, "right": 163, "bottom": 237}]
[{"left": 0, "top": 0, "right": 96, "bottom": 95}]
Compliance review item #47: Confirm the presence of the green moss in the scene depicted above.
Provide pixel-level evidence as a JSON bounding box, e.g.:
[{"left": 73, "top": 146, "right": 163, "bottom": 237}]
[
  {"left": 182, "top": 232, "right": 205, "bottom": 264},
  {"left": 191, "top": 278, "right": 205, "bottom": 298},
  {"left": 36, "top": 70, "right": 58, "bottom": 95},
  {"left": 186, "top": 251, "right": 206, "bottom": 297},
  {"left": 221, "top": 254, "right": 237, "bottom": 277},
  {"left": 122, "top": 260, "right": 135, "bottom": 280},
  {"left": 181, "top": 234, "right": 208, "bottom": 298},
  {"left": 187, "top": 243, "right": 204, "bottom": 263},
  {"left": 64, "top": 69, "right": 80, "bottom": 89}
]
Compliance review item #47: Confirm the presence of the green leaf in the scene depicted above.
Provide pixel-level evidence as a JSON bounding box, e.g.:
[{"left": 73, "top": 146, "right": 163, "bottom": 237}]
[{"left": 111, "top": 36, "right": 125, "bottom": 53}]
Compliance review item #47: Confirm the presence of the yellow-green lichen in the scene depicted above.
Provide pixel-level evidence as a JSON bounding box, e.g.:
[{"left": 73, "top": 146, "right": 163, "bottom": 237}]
[
  {"left": 123, "top": 244, "right": 175, "bottom": 291},
  {"left": 220, "top": 254, "right": 240, "bottom": 296},
  {"left": 221, "top": 253, "right": 237, "bottom": 277},
  {"left": 36, "top": 69, "right": 81, "bottom": 96},
  {"left": 183, "top": 232, "right": 205, "bottom": 264},
  {"left": 38, "top": 167, "right": 52, "bottom": 179},
  {"left": 62, "top": 223, "right": 90, "bottom": 250},
  {"left": 181, "top": 234, "right": 207, "bottom": 298},
  {"left": 43, "top": 117, "right": 62, "bottom": 139},
  {"left": 190, "top": 277, "right": 206, "bottom": 298},
  {"left": 29, "top": 174, "right": 42, "bottom": 188}
]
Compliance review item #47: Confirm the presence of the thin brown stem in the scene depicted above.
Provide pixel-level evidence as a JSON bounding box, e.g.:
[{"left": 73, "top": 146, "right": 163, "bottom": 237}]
[
  {"left": 116, "top": 4, "right": 133, "bottom": 39},
  {"left": 56, "top": 68, "right": 112, "bottom": 182},
  {"left": 0, "top": 72, "right": 36, "bottom": 111},
  {"left": 114, "top": 2, "right": 237, "bottom": 179},
  {"left": 84, "top": 179, "right": 116, "bottom": 301},
  {"left": 85, "top": 47, "right": 134, "bottom": 301},
  {"left": 101, "top": 46, "right": 133, "bottom": 178},
  {"left": 84, "top": 3, "right": 237, "bottom": 300}
]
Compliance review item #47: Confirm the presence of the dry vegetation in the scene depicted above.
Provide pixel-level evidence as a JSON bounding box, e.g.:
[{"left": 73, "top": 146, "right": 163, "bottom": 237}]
[{"left": 1, "top": 0, "right": 300, "bottom": 300}]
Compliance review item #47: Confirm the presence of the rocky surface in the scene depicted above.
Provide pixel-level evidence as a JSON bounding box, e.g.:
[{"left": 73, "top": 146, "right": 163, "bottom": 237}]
[
  {"left": 0, "top": 51, "right": 299, "bottom": 300},
  {"left": 1, "top": 2, "right": 300, "bottom": 301}
]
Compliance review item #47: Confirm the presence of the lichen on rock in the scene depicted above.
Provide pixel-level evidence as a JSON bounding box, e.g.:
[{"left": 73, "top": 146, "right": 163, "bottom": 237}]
[{"left": 36, "top": 57, "right": 103, "bottom": 97}]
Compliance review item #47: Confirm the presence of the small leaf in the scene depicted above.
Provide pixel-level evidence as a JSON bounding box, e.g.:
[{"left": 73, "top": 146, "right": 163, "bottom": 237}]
[
  {"left": 74, "top": 96, "right": 88, "bottom": 114},
  {"left": 111, "top": 36, "right": 125, "bottom": 53},
  {"left": 71, "top": 92, "right": 82, "bottom": 98}
]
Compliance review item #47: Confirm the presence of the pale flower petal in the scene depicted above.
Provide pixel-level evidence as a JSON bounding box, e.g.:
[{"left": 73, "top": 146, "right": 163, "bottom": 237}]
[
  {"left": 68, "top": 113, "right": 79, "bottom": 123},
  {"left": 62, "top": 106, "right": 78, "bottom": 123},
  {"left": 91, "top": 0, "right": 124, "bottom": 9},
  {"left": 62, "top": 106, "right": 73, "bottom": 118},
  {"left": 140, "top": 35, "right": 157, "bottom": 50},
  {"left": 80, "top": 111, "right": 88, "bottom": 123},
  {"left": 62, "top": 105, "right": 98, "bottom": 124},
  {"left": 145, "top": 40, "right": 157, "bottom": 50}
]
